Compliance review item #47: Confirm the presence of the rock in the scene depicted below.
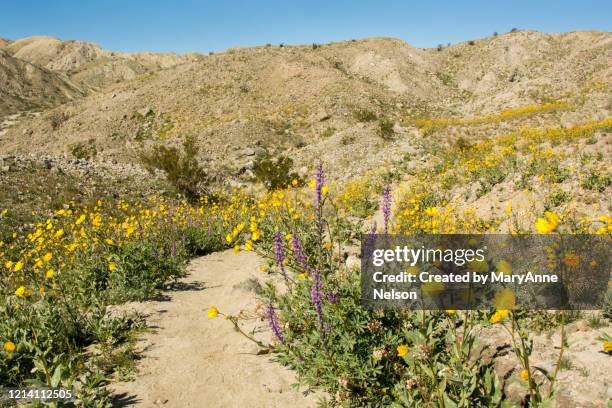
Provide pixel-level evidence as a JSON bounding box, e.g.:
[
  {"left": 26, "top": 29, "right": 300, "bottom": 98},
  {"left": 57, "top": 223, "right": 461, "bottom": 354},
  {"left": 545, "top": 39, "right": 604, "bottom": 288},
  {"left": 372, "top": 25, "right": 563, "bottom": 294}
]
[
  {"left": 1, "top": 165, "right": 9, "bottom": 172},
  {"left": 243, "top": 147, "right": 255, "bottom": 156}
]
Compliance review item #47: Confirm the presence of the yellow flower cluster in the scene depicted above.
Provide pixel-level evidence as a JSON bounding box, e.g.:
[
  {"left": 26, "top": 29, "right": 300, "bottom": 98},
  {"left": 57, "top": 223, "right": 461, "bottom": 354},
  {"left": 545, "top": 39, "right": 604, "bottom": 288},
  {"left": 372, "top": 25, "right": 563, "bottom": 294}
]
[{"left": 411, "top": 101, "right": 571, "bottom": 133}]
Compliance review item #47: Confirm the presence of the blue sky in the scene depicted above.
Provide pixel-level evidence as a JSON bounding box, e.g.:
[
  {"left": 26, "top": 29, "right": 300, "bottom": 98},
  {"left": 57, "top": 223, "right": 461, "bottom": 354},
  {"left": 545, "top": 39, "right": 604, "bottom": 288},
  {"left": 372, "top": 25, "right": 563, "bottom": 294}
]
[{"left": 2, "top": 1, "right": 611, "bottom": 53}]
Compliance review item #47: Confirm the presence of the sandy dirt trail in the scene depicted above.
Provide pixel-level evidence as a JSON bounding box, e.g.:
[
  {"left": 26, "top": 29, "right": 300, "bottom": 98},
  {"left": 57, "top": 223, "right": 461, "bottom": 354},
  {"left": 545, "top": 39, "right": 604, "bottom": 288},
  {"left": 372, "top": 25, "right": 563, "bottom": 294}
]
[{"left": 112, "top": 250, "right": 319, "bottom": 408}]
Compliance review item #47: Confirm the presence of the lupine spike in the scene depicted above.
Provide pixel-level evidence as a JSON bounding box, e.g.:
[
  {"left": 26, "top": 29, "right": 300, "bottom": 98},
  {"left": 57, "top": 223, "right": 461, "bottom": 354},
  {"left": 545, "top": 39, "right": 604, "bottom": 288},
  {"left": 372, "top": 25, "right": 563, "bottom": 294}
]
[
  {"left": 291, "top": 233, "right": 309, "bottom": 271},
  {"left": 265, "top": 302, "right": 285, "bottom": 343}
]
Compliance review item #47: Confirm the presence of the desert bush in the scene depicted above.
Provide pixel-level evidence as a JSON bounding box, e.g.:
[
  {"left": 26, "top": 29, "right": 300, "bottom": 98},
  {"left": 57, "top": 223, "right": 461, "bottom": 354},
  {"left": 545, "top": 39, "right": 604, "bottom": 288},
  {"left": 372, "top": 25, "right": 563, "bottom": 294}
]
[
  {"left": 69, "top": 139, "right": 98, "bottom": 160},
  {"left": 378, "top": 119, "right": 395, "bottom": 140},
  {"left": 581, "top": 169, "right": 611, "bottom": 192},
  {"left": 354, "top": 109, "right": 377, "bottom": 122},
  {"left": 252, "top": 152, "right": 301, "bottom": 191},
  {"left": 140, "top": 136, "right": 208, "bottom": 200},
  {"left": 49, "top": 111, "right": 68, "bottom": 130},
  {"left": 456, "top": 136, "right": 472, "bottom": 152},
  {"left": 321, "top": 127, "right": 336, "bottom": 138},
  {"left": 545, "top": 190, "right": 572, "bottom": 210}
]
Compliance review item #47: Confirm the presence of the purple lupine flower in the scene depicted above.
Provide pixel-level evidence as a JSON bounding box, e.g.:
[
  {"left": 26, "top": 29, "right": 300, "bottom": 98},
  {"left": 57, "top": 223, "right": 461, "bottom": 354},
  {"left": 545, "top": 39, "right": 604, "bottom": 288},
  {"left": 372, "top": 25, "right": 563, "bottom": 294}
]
[
  {"left": 137, "top": 222, "right": 143, "bottom": 240},
  {"left": 274, "top": 230, "right": 290, "bottom": 285},
  {"left": 315, "top": 163, "right": 326, "bottom": 208},
  {"left": 265, "top": 302, "right": 285, "bottom": 343},
  {"left": 381, "top": 186, "right": 392, "bottom": 234},
  {"left": 170, "top": 241, "right": 177, "bottom": 257},
  {"left": 327, "top": 292, "right": 338, "bottom": 304},
  {"left": 291, "top": 233, "right": 309, "bottom": 271},
  {"left": 363, "top": 221, "right": 377, "bottom": 259},
  {"left": 311, "top": 268, "right": 324, "bottom": 335}
]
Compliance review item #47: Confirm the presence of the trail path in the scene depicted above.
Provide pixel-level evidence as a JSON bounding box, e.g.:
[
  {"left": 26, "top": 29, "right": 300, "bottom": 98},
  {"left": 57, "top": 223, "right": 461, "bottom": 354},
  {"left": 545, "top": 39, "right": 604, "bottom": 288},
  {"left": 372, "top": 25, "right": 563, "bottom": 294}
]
[{"left": 112, "top": 250, "right": 319, "bottom": 408}]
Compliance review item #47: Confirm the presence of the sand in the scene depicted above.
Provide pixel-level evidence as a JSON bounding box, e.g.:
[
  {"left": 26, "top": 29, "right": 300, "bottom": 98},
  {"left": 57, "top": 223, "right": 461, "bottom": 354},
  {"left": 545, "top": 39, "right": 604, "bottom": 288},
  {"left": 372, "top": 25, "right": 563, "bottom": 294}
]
[{"left": 111, "top": 250, "right": 319, "bottom": 407}]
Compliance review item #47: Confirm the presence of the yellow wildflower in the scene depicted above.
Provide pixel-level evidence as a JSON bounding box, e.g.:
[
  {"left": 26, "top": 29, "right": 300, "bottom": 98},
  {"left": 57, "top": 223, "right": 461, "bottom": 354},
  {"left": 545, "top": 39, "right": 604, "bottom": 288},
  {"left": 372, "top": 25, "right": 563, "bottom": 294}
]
[
  {"left": 446, "top": 310, "right": 457, "bottom": 315},
  {"left": 493, "top": 288, "right": 516, "bottom": 310},
  {"left": 3, "top": 341, "right": 16, "bottom": 353},
  {"left": 490, "top": 309, "right": 510, "bottom": 324},
  {"left": 519, "top": 369, "right": 529, "bottom": 381},
  {"left": 323, "top": 242, "right": 332, "bottom": 250},
  {"left": 233, "top": 244, "right": 240, "bottom": 254},
  {"left": 207, "top": 307, "right": 219, "bottom": 319},
  {"left": 13, "top": 261, "right": 24, "bottom": 272},
  {"left": 496, "top": 260, "right": 512, "bottom": 275},
  {"left": 424, "top": 207, "right": 438, "bottom": 217},
  {"left": 45, "top": 269, "right": 55, "bottom": 279},
  {"left": 603, "top": 341, "right": 612, "bottom": 354},
  {"left": 15, "top": 286, "right": 32, "bottom": 299},
  {"left": 397, "top": 344, "right": 410, "bottom": 357},
  {"left": 108, "top": 262, "right": 117, "bottom": 272},
  {"left": 42, "top": 252, "right": 53, "bottom": 262},
  {"left": 535, "top": 211, "right": 560, "bottom": 233}
]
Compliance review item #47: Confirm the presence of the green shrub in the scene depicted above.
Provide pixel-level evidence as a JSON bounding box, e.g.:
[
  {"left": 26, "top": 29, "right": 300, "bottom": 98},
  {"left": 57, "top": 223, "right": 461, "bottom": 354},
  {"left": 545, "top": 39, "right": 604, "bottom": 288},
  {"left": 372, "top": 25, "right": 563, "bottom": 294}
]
[
  {"left": 321, "top": 127, "right": 336, "bottom": 138},
  {"left": 69, "top": 139, "right": 97, "bottom": 160},
  {"left": 49, "top": 111, "right": 68, "bottom": 130},
  {"left": 581, "top": 170, "right": 611, "bottom": 192},
  {"left": 253, "top": 152, "right": 301, "bottom": 191},
  {"left": 140, "top": 136, "right": 208, "bottom": 200},
  {"left": 545, "top": 190, "right": 572, "bottom": 210},
  {"left": 378, "top": 119, "right": 395, "bottom": 140},
  {"left": 354, "top": 109, "right": 377, "bottom": 123}
]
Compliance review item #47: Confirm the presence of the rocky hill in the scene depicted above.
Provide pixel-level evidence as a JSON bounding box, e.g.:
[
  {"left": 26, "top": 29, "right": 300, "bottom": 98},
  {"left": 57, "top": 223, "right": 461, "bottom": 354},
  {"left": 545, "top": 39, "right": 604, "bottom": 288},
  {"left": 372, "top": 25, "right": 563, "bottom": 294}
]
[
  {"left": 1, "top": 31, "right": 610, "bottom": 179},
  {"left": 0, "top": 48, "right": 84, "bottom": 117},
  {"left": 0, "top": 30, "right": 610, "bottom": 197}
]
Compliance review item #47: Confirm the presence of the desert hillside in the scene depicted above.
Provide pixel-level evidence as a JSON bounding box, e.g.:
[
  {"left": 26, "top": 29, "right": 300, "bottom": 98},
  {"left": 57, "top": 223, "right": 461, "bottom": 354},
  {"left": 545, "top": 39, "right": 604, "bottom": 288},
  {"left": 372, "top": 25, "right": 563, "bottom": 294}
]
[
  {"left": 1, "top": 30, "right": 610, "bottom": 217},
  {"left": 0, "top": 31, "right": 610, "bottom": 176}
]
